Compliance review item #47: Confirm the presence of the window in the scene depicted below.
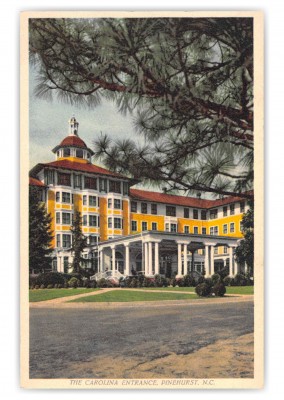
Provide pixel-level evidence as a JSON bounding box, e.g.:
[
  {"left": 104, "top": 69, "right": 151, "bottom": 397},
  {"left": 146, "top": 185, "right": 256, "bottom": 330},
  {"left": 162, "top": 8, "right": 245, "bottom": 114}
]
[
  {"left": 114, "top": 199, "right": 121, "bottom": 209},
  {"left": 108, "top": 198, "right": 112, "bottom": 208},
  {"left": 224, "top": 246, "right": 228, "bottom": 254},
  {"left": 109, "top": 180, "right": 121, "bottom": 193},
  {"left": 108, "top": 217, "right": 112, "bottom": 228},
  {"left": 131, "top": 221, "right": 137, "bottom": 231},
  {"left": 62, "top": 212, "right": 71, "bottom": 225},
  {"left": 74, "top": 174, "right": 82, "bottom": 189},
  {"left": 214, "top": 247, "right": 218, "bottom": 255},
  {"left": 63, "top": 148, "right": 70, "bottom": 157},
  {"left": 114, "top": 218, "right": 122, "bottom": 229},
  {"left": 152, "top": 222, "right": 157, "bottom": 231},
  {"left": 99, "top": 178, "right": 107, "bottom": 192},
  {"left": 170, "top": 223, "right": 177, "bottom": 233},
  {"left": 83, "top": 215, "right": 87, "bottom": 226},
  {"left": 62, "top": 192, "right": 71, "bottom": 203},
  {"left": 89, "top": 215, "right": 98, "bottom": 227},
  {"left": 76, "top": 149, "right": 83, "bottom": 158},
  {"left": 141, "top": 202, "right": 148, "bottom": 214},
  {"left": 193, "top": 209, "right": 198, "bottom": 219},
  {"left": 223, "top": 206, "right": 228, "bottom": 217},
  {"left": 58, "top": 173, "right": 71, "bottom": 186},
  {"left": 83, "top": 195, "right": 87, "bottom": 206},
  {"left": 63, "top": 257, "right": 69, "bottom": 273},
  {"left": 201, "top": 210, "right": 207, "bottom": 220},
  {"left": 210, "top": 209, "right": 218, "bottom": 219},
  {"left": 142, "top": 221, "right": 148, "bottom": 231},
  {"left": 223, "top": 224, "right": 228, "bottom": 234},
  {"left": 210, "top": 226, "right": 218, "bottom": 235},
  {"left": 230, "top": 204, "right": 235, "bottom": 215},
  {"left": 230, "top": 222, "right": 235, "bottom": 233},
  {"left": 240, "top": 201, "right": 245, "bottom": 213},
  {"left": 62, "top": 234, "right": 71, "bottom": 248},
  {"left": 166, "top": 205, "right": 176, "bottom": 217},
  {"left": 123, "top": 182, "right": 129, "bottom": 195},
  {"left": 202, "top": 227, "right": 207, "bottom": 235},
  {"left": 151, "top": 203, "right": 157, "bottom": 215},
  {"left": 85, "top": 176, "right": 97, "bottom": 190},
  {"left": 56, "top": 212, "right": 60, "bottom": 224},
  {"left": 131, "top": 201, "right": 137, "bottom": 212},
  {"left": 193, "top": 226, "right": 198, "bottom": 234},
  {"left": 89, "top": 235, "right": 98, "bottom": 246},
  {"left": 56, "top": 192, "right": 60, "bottom": 202},
  {"left": 165, "top": 223, "right": 169, "bottom": 232},
  {"left": 89, "top": 196, "right": 97, "bottom": 207},
  {"left": 45, "top": 169, "right": 54, "bottom": 185},
  {"left": 184, "top": 226, "right": 189, "bottom": 234},
  {"left": 56, "top": 234, "right": 61, "bottom": 248},
  {"left": 184, "top": 208, "right": 189, "bottom": 218}
]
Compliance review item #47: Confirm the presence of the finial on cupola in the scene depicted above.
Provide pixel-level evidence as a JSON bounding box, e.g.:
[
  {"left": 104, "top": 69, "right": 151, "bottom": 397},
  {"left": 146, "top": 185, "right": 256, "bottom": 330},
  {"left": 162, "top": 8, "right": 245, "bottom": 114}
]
[{"left": 69, "top": 116, "right": 79, "bottom": 136}]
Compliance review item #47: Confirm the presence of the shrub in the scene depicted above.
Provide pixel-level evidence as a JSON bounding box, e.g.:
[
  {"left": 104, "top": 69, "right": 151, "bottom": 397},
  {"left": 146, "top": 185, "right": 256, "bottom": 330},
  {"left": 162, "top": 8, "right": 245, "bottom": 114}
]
[
  {"left": 68, "top": 277, "right": 78, "bottom": 288},
  {"left": 197, "top": 276, "right": 205, "bottom": 285},
  {"left": 211, "top": 273, "right": 221, "bottom": 285},
  {"left": 35, "top": 272, "right": 65, "bottom": 287},
  {"left": 234, "top": 273, "right": 248, "bottom": 286},
  {"left": 204, "top": 278, "right": 214, "bottom": 288},
  {"left": 212, "top": 282, "right": 226, "bottom": 297},
  {"left": 218, "top": 266, "right": 229, "bottom": 279},
  {"left": 47, "top": 284, "right": 54, "bottom": 289},
  {"left": 97, "top": 278, "right": 108, "bottom": 288},
  {"left": 195, "top": 283, "right": 211, "bottom": 297},
  {"left": 183, "top": 274, "right": 196, "bottom": 287},
  {"left": 89, "top": 280, "right": 97, "bottom": 288},
  {"left": 223, "top": 276, "right": 232, "bottom": 286},
  {"left": 129, "top": 277, "right": 138, "bottom": 288},
  {"left": 40, "top": 284, "right": 45, "bottom": 289},
  {"left": 57, "top": 284, "right": 63, "bottom": 289},
  {"left": 34, "top": 285, "right": 40, "bottom": 290}
]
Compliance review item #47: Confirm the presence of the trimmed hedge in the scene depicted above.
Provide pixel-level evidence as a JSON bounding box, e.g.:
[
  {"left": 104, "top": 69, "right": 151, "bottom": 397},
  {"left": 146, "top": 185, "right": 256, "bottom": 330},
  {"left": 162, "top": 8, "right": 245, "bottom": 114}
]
[
  {"left": 195, "top": 283, "right": 211, "bottom": 297},
  {"left": 212, "top": 282, "right": 226, "bottom": 297}
]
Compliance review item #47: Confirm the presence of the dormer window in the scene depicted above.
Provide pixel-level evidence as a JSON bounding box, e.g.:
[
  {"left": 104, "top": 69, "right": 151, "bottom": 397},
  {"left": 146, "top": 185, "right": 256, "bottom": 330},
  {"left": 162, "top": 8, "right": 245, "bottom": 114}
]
[
  {"left": 63, "top": 148, "right": 70, "bottom": 157},
  {"left": 76, "top": 149, "right": 83, "bottom": 158}
]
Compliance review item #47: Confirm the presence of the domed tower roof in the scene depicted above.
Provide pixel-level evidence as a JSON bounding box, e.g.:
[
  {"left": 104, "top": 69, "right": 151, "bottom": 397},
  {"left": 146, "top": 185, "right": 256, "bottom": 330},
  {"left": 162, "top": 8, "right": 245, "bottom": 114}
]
[{"left": 52, "top": 117, "right": 94, "bottom": 158}]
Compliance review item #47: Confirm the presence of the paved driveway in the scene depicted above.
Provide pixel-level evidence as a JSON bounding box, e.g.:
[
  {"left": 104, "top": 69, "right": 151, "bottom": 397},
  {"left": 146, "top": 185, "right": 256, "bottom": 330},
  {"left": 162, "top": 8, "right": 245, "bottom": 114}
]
[{"left": 29, "top": 299, "right": 253, "bottom": 379}]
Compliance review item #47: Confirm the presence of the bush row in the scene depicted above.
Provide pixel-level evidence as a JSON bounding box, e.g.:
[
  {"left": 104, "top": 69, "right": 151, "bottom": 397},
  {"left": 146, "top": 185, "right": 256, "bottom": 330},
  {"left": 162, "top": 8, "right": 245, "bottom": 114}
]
[
  {"left": 195, "top": 282, "right": 226, "bottom": 297},
  {"left": 29, "top": 272, "right": 97, "bottom": 289}
]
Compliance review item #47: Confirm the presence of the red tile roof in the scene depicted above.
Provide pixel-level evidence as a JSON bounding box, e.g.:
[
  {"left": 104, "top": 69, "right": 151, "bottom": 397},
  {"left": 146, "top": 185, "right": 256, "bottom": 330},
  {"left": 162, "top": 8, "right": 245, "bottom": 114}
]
[
  {"left": 29, "top": 177, "right": 45, "bottom": 187},
  {"left": 52, "top": 135, "right": 94, "bottom": 155},
  {"left": 60, "top": 136, "right": 87, "bottom": 148},
  {"left": 129, "top": 188, "right": 253, "bottom": 209},
  {"left": 30, "top": 159, "right": 130, "bottom": 180}
]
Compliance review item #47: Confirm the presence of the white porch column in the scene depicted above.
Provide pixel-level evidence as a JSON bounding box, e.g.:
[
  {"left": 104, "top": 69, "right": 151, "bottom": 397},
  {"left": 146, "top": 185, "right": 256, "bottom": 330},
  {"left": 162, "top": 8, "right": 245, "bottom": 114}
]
[
  {"left": 154, "top": 242, "right": 159, "bottom": 275},
  {"left": 210, "top": 246, "right": 215, "bottom": 276},
  {"left": 144, "top": 242, "right": 148, "bottom": 275},
  {"left": 112, "top": 246, "right": 116, "bottom": 272},
  {"left": 100, "top": 249, "right": 104, "bottom": 272},
  {"left": 125, "top": 244, "right": 130, "bottom": 276},
  {"left": 183, "top": 244, "right": 188, "bottom": 275},
  {"left": 148, "top": 242, "right": 153, "bottom": 275},
  {"left": 177, "top": 243, "right": 182, "bottom": 276},
  {"left": 204, "top": 245, "right": 210, "bottom": 278},
  {"left": 229, "top": 246, "right": 234, "bottom": 277}
]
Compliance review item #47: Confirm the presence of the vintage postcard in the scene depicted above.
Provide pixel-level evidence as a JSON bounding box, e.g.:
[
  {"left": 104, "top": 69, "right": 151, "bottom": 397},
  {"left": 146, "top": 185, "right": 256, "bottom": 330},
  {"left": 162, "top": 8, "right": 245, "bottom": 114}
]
[{"left": 20, "top": 11, "right": 264, "bottom": 389}]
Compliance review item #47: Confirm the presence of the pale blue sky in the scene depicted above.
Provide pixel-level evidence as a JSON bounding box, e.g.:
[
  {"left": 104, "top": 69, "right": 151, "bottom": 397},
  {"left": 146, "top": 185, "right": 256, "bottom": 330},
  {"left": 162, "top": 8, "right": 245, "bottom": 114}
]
[{"left": 29, "top": 66, "right": 139, "bottom": 169}]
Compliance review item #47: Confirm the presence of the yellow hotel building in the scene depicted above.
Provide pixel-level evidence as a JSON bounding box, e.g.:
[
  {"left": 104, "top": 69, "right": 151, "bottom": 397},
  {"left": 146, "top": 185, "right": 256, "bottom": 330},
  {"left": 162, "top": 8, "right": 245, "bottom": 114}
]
[{"left": 29, "top": 118, "right": 252, "bottom": 278}]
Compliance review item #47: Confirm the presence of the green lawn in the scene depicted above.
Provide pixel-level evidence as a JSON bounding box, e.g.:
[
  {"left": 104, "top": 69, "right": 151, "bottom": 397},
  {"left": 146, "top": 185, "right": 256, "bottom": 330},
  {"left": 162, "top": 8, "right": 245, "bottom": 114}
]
[
  {"left": 29, "top": 288, "right": 100, "bottom": 302},
  {"left": 136, "top": 286, "right": 254, "bottom": 295},
  {"left": 69, "top": 290, "right": 199, "bottom": 303}
]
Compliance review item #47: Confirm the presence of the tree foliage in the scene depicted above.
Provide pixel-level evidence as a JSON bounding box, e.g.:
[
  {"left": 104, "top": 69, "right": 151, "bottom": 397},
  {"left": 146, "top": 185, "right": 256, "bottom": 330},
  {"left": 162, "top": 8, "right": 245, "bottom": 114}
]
[
  {"left": 70, "top": 209, "right": 88, "bottom": 273},
  {"left": 29, "top": 17, "right": 254, "bottom": 198},
  {"left": 235, "top": 201, "right": 254, "bottom": 276},
  {"left": 29, "top": 186, "right": 53, "bottom": 273}
]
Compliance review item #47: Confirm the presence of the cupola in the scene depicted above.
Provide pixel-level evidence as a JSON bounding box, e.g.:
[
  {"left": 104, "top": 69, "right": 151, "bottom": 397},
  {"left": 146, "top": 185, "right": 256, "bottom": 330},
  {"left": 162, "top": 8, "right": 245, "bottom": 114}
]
[{"left": 52, "top": 117, "right": 94, "bottom": 163}]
